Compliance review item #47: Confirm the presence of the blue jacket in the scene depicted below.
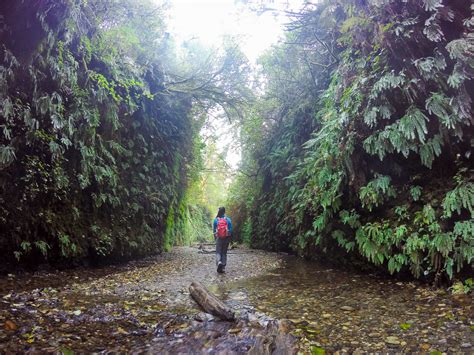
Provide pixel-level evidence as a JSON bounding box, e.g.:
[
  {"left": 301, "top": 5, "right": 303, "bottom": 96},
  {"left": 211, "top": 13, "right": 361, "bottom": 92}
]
[{"left": 213, "top": 216, "right": 232, "bottom": 235}]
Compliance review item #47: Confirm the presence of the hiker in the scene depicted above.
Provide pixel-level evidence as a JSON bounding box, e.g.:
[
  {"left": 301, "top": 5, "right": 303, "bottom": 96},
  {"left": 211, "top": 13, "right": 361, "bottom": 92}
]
[{"left": 213, "top": 207, "right": 232, "bottom": 273}]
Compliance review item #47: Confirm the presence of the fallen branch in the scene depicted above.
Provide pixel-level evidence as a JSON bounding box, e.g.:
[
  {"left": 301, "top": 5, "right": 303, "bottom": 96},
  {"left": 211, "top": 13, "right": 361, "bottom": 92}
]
[{"left": 189, "top": 281, "right": 235, "bottom": 321}]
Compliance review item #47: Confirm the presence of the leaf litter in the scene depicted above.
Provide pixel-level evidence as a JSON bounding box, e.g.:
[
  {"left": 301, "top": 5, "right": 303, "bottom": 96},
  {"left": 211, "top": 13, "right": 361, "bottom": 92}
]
[{"left": 0, "top": 246, "right": 472, "bottom": 353}]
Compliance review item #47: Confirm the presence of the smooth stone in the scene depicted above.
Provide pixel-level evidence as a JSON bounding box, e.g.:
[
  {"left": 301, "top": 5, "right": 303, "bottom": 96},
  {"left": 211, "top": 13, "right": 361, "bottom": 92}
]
[
  {"left": 340, "top": 306, "right": 355, "bottom": 311},
  {"left": 385, "top": 336, "right": 400, "bottom": 345}
]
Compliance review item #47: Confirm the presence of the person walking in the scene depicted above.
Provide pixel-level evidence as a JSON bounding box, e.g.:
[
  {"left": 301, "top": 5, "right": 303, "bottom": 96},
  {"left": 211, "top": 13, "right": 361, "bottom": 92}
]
[{"left": 213, "top": 207, "right": 232, "bottom": 273}]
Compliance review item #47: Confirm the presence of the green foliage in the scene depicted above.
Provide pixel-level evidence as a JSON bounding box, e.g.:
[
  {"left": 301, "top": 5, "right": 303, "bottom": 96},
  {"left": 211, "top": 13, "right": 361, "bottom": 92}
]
[
  {"left": 229, "top": 0, "right": 473, "bottom": 280},
  {"left": 0, "top": 0, "right": 201, "bottom": 264},
  {"left": 410, "top": 186, "right": 422, "bottom": 202},
  {"left": 449, "top": 278, "right": 474, "bottom": 295},
  {"left": 0, "top": 0, "right": 248, "bottom": 265},
  {"left": 359, "top": 175, "right": 397, "bottom": 211},
  {"left": 400, "top": 323, "right": 412, "bottom": 331},
  {"left": 443, "top": 182, "right": 474, "bottom": 218}
]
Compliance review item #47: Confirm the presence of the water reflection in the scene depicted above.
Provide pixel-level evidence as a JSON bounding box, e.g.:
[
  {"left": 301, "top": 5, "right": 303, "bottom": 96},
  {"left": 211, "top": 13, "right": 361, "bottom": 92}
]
[{"left": 214, "top": 257, "right": 473, "bottom": 352}]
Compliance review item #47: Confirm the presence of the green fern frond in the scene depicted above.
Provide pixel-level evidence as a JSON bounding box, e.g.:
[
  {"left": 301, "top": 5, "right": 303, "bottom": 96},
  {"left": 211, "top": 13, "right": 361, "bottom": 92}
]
[
  {"left": 359, "top": 175, "right": 397, "bottom": 211},
  {"left": 419, "top": 134, "right": 442, "bottom": 168},
  {"left": 398, "top": 107, "right": 429, "bottom": 143},
  {"left": 443, "top": 182, "right": 474, "bottom": 218}
]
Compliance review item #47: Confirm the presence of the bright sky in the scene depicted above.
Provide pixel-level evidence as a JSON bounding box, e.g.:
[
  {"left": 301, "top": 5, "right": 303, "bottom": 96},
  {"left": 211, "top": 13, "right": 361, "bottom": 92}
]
[
  {"left": 166, "top": 0, "right": 292, "bottom": 63},
  {"left": 163, "top": 0, "right": 304, "bottom": 169}
]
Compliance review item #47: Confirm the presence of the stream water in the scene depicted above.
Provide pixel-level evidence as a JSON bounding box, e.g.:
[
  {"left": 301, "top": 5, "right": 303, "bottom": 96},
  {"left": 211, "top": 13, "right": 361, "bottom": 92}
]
[
  {"left": 213, "top": 257, "right": 473, "bottom": 353},
  {"left": 0, "top": 247, "right": 472, "bottom": 353}
]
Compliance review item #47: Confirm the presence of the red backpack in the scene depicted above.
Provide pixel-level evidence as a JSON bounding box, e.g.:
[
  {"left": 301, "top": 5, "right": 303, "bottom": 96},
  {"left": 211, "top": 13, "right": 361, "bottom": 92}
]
[{"left": 216, "top": 217, "right": 229, "bottom": 238}]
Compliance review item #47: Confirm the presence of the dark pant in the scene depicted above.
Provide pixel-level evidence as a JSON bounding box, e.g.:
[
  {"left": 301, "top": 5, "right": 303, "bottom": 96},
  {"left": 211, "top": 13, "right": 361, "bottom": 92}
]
[{"left": 215, "top": 237, "right": 230, "bottom": 266}]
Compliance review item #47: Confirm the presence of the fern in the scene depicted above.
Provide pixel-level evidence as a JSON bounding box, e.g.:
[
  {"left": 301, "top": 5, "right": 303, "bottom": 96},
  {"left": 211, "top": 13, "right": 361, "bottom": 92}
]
[
  {"left": 369, "top": 71, "right": 406, "bottom": 100},
  {"left": 34, "top": 241, "right": 50, "bottom": 257},
  {"left": 422, "top": 0, "right": 443, "bottom": 12},
  {"left": 453, "top": 220, "right": 474, "bottom": 265},
  {"left": 443, "top": 182, "right": 474, "bottom": 218},
  {"left": 359, "top": 175, "right": 397, "bottom": 211},
  {"left": 356, "top": 222, "right": 392, "bottom": 265},
  {"left": 419, "top": 135, "right": 442, "bottom": 168},
  {"left": 426, "top": 92, "right": 460, "bottom": 130},
  {"left": 363, "top": 107, "right": 429, "bottom": 161},
  {"left": 388, "top": 254, "right": 408, "bottom": 274},
  {"left": 424, "top": 13, "right": 444, "bottom": 42},
  {"left": 413, "top": 53, "right": 446, "bottom": 80},
  {"left": 0, "top": 145, "right": 16, "bottom": 167},
  {"left": 394, "top": 205, "right": 409, "bottom": 220},
  {"left": 410, "top": 185, "right": 422, "bottom": 201},
  {"left": 339, "top": 209, "right": 361, "bottom": 229},
  {"left": 363, "top": 105, "right": 392, "bottom": 128},
  {"left": 447, "top": 64, "right": 466, "bottom": 89},
  {"left": 332, "top": 230, "right": 355, "bottom": 252},
  {"left": 398, "top": 107, "right": 429, "bottom": 143},
  {"left": 431, "top": 232, "right": 455, "bottom": 258},
  {"left": 446, "top": 38, "right": 474, "bottom": 61}
]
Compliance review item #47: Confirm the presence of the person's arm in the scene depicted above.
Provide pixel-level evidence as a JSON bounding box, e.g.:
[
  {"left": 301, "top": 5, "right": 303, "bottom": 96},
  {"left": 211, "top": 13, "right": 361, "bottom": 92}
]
[
  {"left": 226, "top": 217, "right": 232, "bottom": 235},
  {"left": 213, "top": 218, "right": 217, "bottom": 237}
]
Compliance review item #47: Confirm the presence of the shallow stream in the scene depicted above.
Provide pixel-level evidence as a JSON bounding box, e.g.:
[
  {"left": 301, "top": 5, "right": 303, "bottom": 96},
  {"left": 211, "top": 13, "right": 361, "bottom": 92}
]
[
  {"left": 213, "top": 257, "right": 473, "bottom": 353},
  {"left": 0, "top": 247, "right": 472, "bottom": 353}
]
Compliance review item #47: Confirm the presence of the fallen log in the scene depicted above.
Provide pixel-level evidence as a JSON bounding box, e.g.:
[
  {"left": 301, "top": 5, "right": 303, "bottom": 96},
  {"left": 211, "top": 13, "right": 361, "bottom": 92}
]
[{"left": 189, "top": 281, "right": 235, "bottom": 321}]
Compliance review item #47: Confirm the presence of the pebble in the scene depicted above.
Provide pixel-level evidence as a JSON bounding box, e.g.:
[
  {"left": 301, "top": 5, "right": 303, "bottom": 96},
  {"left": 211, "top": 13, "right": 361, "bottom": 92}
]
[
  {"left": 438, "top": 338, "right": 447, "bottom": 344},
  {"left": 461, "top": 343, "right": 472, "bottom": 348},
  {"left": 194, "top": 312, "right": 214, "bottom": 322},
  {"left": 385, "top": 336, "right": 400, "bottom": 345},
  {"left": 340, "top": 306, "right": 355, "bottom": 311}
]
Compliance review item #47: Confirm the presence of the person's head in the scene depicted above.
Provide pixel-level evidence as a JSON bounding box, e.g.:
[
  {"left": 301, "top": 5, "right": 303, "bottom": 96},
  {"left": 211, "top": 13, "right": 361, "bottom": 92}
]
[{"left": 217, "top": 207, "right": 225, "bottom": 218}]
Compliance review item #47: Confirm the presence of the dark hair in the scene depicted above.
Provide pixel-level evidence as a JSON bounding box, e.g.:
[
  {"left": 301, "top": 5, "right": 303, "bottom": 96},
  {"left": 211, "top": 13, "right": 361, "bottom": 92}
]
[{"left": 216, "top": 207, "right": 225, "bottom": 218}]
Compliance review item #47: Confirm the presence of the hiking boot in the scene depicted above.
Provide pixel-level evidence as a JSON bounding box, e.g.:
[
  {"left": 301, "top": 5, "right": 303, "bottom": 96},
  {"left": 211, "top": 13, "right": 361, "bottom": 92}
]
[{"left": 217, "top": 262, "right": 224, "bottom": 273}]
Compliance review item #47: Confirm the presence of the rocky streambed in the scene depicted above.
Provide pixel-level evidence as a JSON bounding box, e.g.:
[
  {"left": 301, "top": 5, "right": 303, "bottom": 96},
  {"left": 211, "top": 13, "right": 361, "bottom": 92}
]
[{"left": 0, "top": 246, "right": 472, "bottom": 353}]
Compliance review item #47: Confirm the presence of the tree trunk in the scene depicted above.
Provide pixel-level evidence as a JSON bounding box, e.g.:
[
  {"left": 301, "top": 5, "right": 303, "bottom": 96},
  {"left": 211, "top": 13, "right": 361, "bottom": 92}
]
[{"left": 189, "top": 281, "right": 235, "bottom": 321}]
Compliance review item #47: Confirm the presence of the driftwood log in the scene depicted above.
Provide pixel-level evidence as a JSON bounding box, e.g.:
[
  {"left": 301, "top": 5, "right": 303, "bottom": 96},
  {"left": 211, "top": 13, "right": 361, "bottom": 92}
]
[{"left": 189, "top": 281, "right": 235, "bottom": 321}]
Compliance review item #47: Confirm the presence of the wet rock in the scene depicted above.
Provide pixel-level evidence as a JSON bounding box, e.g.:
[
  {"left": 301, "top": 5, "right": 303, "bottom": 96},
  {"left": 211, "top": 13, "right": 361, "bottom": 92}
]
[
  {"left": 194, "top": 312, "right": 215, "bottom": 322},
  {"left": 340, "top": 306, "right": 355, "bottom": 311},
  {"left": 385, "top": 336, "right": 400, "bottom": 345}
]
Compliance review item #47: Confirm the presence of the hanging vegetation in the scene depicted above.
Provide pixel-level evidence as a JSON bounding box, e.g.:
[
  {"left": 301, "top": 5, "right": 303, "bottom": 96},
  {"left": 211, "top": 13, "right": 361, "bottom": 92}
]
[
  {"left": 0, "top": 0, "right": 249, "bottom": 265},
  {"left": 229, "top": 0, "right": 473, "bottom": 281}
]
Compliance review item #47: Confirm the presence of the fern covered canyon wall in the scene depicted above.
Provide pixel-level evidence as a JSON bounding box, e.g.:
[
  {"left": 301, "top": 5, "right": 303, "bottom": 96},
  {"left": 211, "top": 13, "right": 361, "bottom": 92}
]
[
  {"left": 229, "top": 0, "right": 473, "bottom": 281},
  {"left": 0, "top": 0, "right": 209, "bottom": 264}
]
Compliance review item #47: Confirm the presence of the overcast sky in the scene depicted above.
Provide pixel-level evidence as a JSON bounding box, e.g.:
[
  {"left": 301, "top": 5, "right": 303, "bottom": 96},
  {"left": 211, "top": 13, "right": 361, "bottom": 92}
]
[
  {"left": 163, "top": 0, "right": 304, "bottom": 169},
  {"left": 165, "top": 0, "right": 302, "bottom": 63}
]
